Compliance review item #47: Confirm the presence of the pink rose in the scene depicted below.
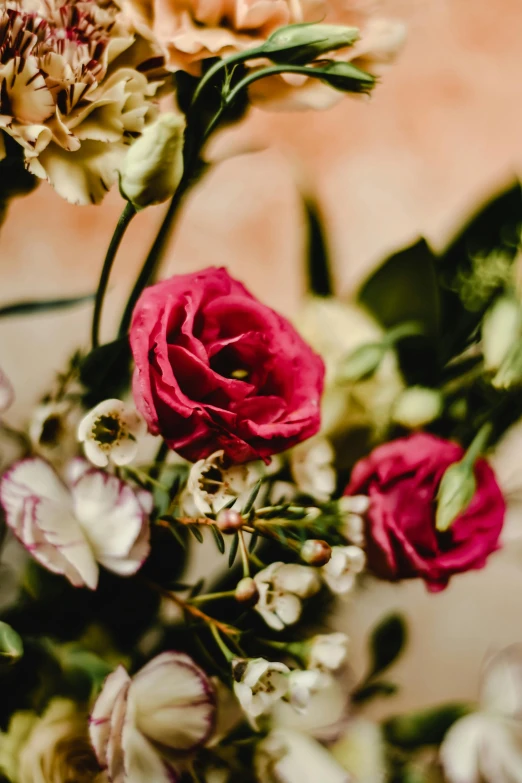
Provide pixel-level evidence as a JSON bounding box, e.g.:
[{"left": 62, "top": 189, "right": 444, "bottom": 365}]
[
  {"left": 130, "top": 267, "right": 324, "bottom": 463},
  {"left": 346, "top": 433, "right": 505, "bottom": 591}
]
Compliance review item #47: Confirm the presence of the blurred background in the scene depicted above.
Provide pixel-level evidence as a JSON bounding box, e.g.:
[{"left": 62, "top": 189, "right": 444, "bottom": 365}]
[{"left": 2, "top": 0, "right": 522, "bottom": 716}]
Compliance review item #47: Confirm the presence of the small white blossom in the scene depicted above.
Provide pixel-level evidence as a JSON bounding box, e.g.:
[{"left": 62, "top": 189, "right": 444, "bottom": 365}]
[
  {"left": 90, "top": 653, "right": 216, "bottom": 783},
  {"left": 29, "top": 401, "right": 81, "bottom": 466},
  {"left": 290, "top": 436, "right": 336, "bottom": 502},
  {"left": 321, "top": 546, "right": 366, "bottom": 595},
  {"left": 0, "top": 457, "right": 151, "bottom": 589},
  {"left": 338, "top": 495, "right": 369, "bottom": 546},
  {"left": 184, "top": 450, "right": 258, "bottom": 516},
  {"left": 78, "top": 399, "right": 146, "bottom": 468},
  {"left": 254, "top": 562, "right": 321, "bottom": 631},
  {"left": 233, "top": 658, "right": 290, "bottom": 724},
  {"left": 286, "top": 670, "right": 331, "bottom": 714},
  {"left": 308, "top": 633, "right": 349, "bottom": 672}
]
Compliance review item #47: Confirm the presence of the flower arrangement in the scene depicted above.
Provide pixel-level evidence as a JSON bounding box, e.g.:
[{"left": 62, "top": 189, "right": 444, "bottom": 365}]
[{"left": 0, "top": 0, "right": 522, "bottom": 781}]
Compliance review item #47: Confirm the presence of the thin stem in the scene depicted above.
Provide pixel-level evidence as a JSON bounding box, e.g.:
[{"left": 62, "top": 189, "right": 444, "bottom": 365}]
[
  {"left": 144, "top": 579, "right": 239, "bottom": 637},
  {"left": 210, "top": 624, "right": 236, "bottom": 662},
  {"left": 118, "top": 177, "right": 189, "bottom": 337},
  {"left": 91, "top": 201, "right": 136, "bottom": 350},
  {"left": 190, "top": 47, "right": 265, "bottom": 109},
  {"left": 463, "top": 422, "right": 494, "bottom": 466},
  {"left": 189, "top": 590, "right": 236, "bottom": 604},
  {"left": 238, "top": 530, "right": 250, "bottom": 577}
]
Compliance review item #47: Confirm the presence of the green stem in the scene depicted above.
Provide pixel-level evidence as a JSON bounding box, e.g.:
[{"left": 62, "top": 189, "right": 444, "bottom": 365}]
[
  {"left": 190, "top": 47, "right": 266, "bottom": 109},
  {"left": 91, "top": 201, "right": 136, "bottom": 350},
  {"left": 189, "top": 590, "right": 236, "bottom": 604},
  {"left": 238, "top": 530, "right": 250, "bottom": 578},
  {"left": 463, "top": 422, "right": 493, "bottom": 466},
  {"left": 210, "top": 624, "right": 236, "bottom": 662}
]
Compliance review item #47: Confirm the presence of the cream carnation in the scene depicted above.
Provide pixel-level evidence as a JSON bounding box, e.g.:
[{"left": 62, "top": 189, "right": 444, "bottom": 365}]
[{"left": 0, "top": 0, "right": 163, "bottom": 204}]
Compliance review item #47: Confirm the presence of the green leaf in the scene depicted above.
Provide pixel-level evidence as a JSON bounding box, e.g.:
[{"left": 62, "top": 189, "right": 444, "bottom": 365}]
[
  {"left": 0, "top": 293, "right": 94, "bottom": 319},
  {"left": 368, "top": 612, "right": 407, "bottom": 679},
  {"left": 351, "top": 680, "right": 398, "bottom": 704},
  {"left": 383, "top": 703, "right": 472, "bottom": 749},
  {"left": 248, "top": 532, "right": 259, "bottom": 552},
  {"left": 359, "top": 239, "right": 440, "bottom": 336},
  {"left": 241, "top": 479, "right": 262, "bottom": 516},
  {"left": 80, "top": 337, "right": 131, "bottom": 406},
  {"left": 0, "top": 622, "right": 23, "bottom": 663},
  {"left": 228, "top": 532, "right": 240, "bottom": 568},
  {"left": 303, "top": 197, "right": 333, "bottom": 296},
  {"left": 189, "top": 525, "right": 204, "bottom": 543},
  {"left": 210, "top": 524, "right": 226, "bottom": 554}
]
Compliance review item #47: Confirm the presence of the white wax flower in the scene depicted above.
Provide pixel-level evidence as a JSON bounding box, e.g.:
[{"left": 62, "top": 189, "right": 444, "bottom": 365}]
[
  {"left": 255, "top": 729, "right": 349, "bottom": 783},
  {"left": 308, "top": 633, "right": 349, "bottom": 673},
  {"left": 337, "top": 495, "right": 369, "bottom": 545},
  {"left": 90, "top": 653, "right": 216, "bottom": 783},
  {"left": 286, "top": 670, "right": 331, "bottom": 714},
  {"left": 254, "top": 562, "right": 321, "bottom": 631},
  {"left": 441, "top": 644, "right": 522, "bottom": 783},
  {"left": 232, "top": 658, "right": 290, "bottom": 724},
  {"left": 0, "top": 457, "right": 151, "bottom": 589},
  {"left": 290, "top": 436, "right": 336, "bottom": 502},
  {"left": 184, "top": 449, "right": 257, "bottom": 516},
  {"left": 78, "top": 399, "right": 146, "bottom": 467},
  {"left": 321, "top": 546, "right": 366, "bottom": 595}
]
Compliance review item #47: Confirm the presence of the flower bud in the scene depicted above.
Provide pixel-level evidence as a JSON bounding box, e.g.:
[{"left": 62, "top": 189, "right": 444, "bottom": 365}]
[
  {"left": 314, "top": 61, "right": 376, "bottom": 95},
  {"left": 300, "top": 539, "right": 332, "bottom": 566},
  {"left": 492, "top": 339, "right": 522, "bottom": 389},
  {"left": 216, "top": 508, "right": 244, "bottom": 533},
  {"left": 235, "top": 576, "right": 259, "bottom": 606},
  {"left": 392, "top": 386, "right": 443, "bottom": 429},
  {"left": 435, "top": 461, "right": 476, "bottom": 532},
  {"left": 483, "top": 295, "right": 522, "bottom": 372},
  {"left": 337, "top": 342, "right": 387, "bottom": 383},
  {"left": 262, "top": 23, "right": 359, "bottom": 65},
  {"left": 120, "top": 113, "right": 185, "bottom": 209},
  {"left": 0, "top": 621, "right": 23, "bottom": 663}
]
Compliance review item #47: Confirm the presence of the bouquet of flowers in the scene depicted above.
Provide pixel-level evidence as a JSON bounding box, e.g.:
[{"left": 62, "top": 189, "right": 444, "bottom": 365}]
[{"left": 1, "top": 0, "right": 522, "bottom": 781}]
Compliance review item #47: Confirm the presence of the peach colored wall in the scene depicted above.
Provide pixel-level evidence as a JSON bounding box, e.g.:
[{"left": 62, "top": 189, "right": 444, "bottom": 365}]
[{"left": 2, "top": 0, "right": 522, "bottom": 711}]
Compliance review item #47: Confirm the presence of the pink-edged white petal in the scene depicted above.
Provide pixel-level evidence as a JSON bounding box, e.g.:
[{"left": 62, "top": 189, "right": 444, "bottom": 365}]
[
  {"left": 0, "top": 367, "right": 13, "bottom": 414},
  {"left": 90, "top": 666, "right": 131, "bottom": 767},
  {"left": 0, "top": 458, "right": 98, "bottom": 588},
  {"left": 72, "top": 469, "right": 150, "bottom": 575},
  {"left": 121, "top": 721, "right": 179, "bottom": 783},
  {"left": 130, "top": 652, "right": 216, "bottom": 752}
]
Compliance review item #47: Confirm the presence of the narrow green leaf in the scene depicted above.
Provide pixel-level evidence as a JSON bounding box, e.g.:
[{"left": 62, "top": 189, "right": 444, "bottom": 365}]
[
  {"left": 189, "top": 578, "right": 205, "bottom": 598},
  {"left": 303, "top": 197, "right": 333, "bottom": 296},
  {"left": 241, "top": 479, "right": 262, "bottom": 516},
  {"left": 189, "top": 525, "right": 204, "bottom": 543},
  {"left": 228, "top": 532, "right": 240, "bottom": 568},
  {"left": 0, "top": 622, "right": 23, "bottom": 662},
  {"left": 211, "top": 524, "right": 226, "bottom": 554},
  {"left": 368, "top": 612, "right": 407, "bottom": 679},
  {"left": 383, "top": 703, "right": 472, "bottom": 749},
  {"left": 248, "top": 532, "right": 259, "bottom": 553},
  {"left": 351, "top": 680, "right": 398, "bottom": 704},
  {"left": 0, "top": 293, "right": 95, "bottom": 319}
]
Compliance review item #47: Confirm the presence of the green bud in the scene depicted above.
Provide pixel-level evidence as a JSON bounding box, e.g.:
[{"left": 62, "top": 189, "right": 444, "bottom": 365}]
[
  {"left": 338, "top": 342, "right": 387, "bottom": 382},
  {"left": 120, "top": 113, "right": 185, "bottom": 209},
  {"left": 492, "top": 338, "right": 522, "bottom": 389},
  {"left": 435, "top": 462, "right": 476, "bottom": 532},
  {"left": 392, "top": 387, "right": 443, "bottom": 429},
  {"left": 313, "top": 61, "right": 376, "bottom": 94},
  {"left": 483, "top": 295, "right": 522, "bottom": 372},
  {"left": 262, "top": 23, "right": 360, "bottom": 65},
  {"left": 0, "top": 622, "right": 23, "bottom": 662}
]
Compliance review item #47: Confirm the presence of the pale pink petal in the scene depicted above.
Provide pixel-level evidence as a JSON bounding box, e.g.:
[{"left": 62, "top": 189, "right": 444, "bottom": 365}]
[
  {"left": 130, "top": 652, "right": 216, "bottom": 752},
  {"left": 90, "top": 667, "right": 131, "bottom": 767},
  {"left": 98, "top": 519, "right": 150, "bottom": 576},
  {"left": 122, "top": 722, "right": 179, "bottom": 783}
]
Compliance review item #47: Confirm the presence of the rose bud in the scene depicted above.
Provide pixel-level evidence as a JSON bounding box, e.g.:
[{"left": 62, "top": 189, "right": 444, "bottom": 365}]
[
  {"left": 235, "top": 576, "right": 259, "bottom": 606},
  {"left": 482, "top": 295, "right": 521, "bottom": 372},
  {"left": 261, "top": 23, "right": 359, "bottom": 65},
  {"left": 300, "top": 539, "right": 332, "bottom": 566},
  {"left": 435, "top": 461, "right": 477, "bottom": 533},
  {"left": 392, "top": 386, "right": 443, "bottom": 429},
  {"left": 120, "top": 112, "right": 185, "bottom": 209},
  {"left": 216, "top": 508, "right": 244, "bottom": 533}
]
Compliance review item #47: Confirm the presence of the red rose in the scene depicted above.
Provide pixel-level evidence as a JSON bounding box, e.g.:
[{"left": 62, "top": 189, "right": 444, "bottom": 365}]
[
  {"left": 346, "top": 433, "right": 505, "bottom": 591},
  {"left": 130, "top": 267, "right": 325, "bottom": 463}
]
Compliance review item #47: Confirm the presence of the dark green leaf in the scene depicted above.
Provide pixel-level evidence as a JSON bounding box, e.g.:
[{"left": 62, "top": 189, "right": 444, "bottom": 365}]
[
  {"left": 351, "top": 680, "right": 398, "bottom": 704},
  {"left": 210, "top": 524, "right": 226, "bottom": 554},
  {"left": 303, "top": 197, "right": 333, "bottom": 296},
  {"left": 368, "top": 612, "right": 407, "bottom": 678},
  {"left": 158, "top": 518, "right": 186, "bottom": 549},
  {"left": 189, "top": 525, "right": 204, "bottom": 543},
  {"left": 241, "top": 479, "right": 262, "bottom": 516},
  {"left": 248, "top": 532, "right": 259, "bottom": 552},
  {"left": 228, "top": 532, "right": 240, "bottom": 568},
  {"left": 80, "top": 337, "right": 131, "bottom": 406},
  {"left": 383, "top": 703, "right": 472, "bottom": 749},
  {"left": 0, "top": 293, "right": 94, "bottom": 319},
  {"left": 189, "top": 578, "right": 205, "bottom": 598}
]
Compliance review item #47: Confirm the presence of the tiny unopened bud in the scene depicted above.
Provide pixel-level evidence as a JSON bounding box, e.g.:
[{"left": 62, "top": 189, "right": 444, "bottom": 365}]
[
  {"left": 0, "top": 621, "right": 23, "bottom": 663},
  {"left": 120, "top": 113, "right": 185, "bottom": 208},
  {"left": 392, "top": 386, "right": 443, "bottom": 429},
  {"left": 436, "top": 461, "right": 476, "bottom": 532},
  {"left": 338, "top": 342, "right": 387, "bottom": 383},
  {"left": 301, "top": 539, "right": 332, "bottom": 566},
  {"left": 262, "top": 22, "right": 359, "bottom": 65},
  {"left": 483, "top": 295, "right": 522, "bottom": 372},
  {"left": 493, "top": 339, "right": 522, "bottom": 390},
  {"left": 315, "top": 61, "right": 376, "bottom": 95},
  {"left": 216, "top": 508, "right": 244, "bottom": 533},
  {"left": 235, "top": 576, "right": 259, "bottom": 606}
]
